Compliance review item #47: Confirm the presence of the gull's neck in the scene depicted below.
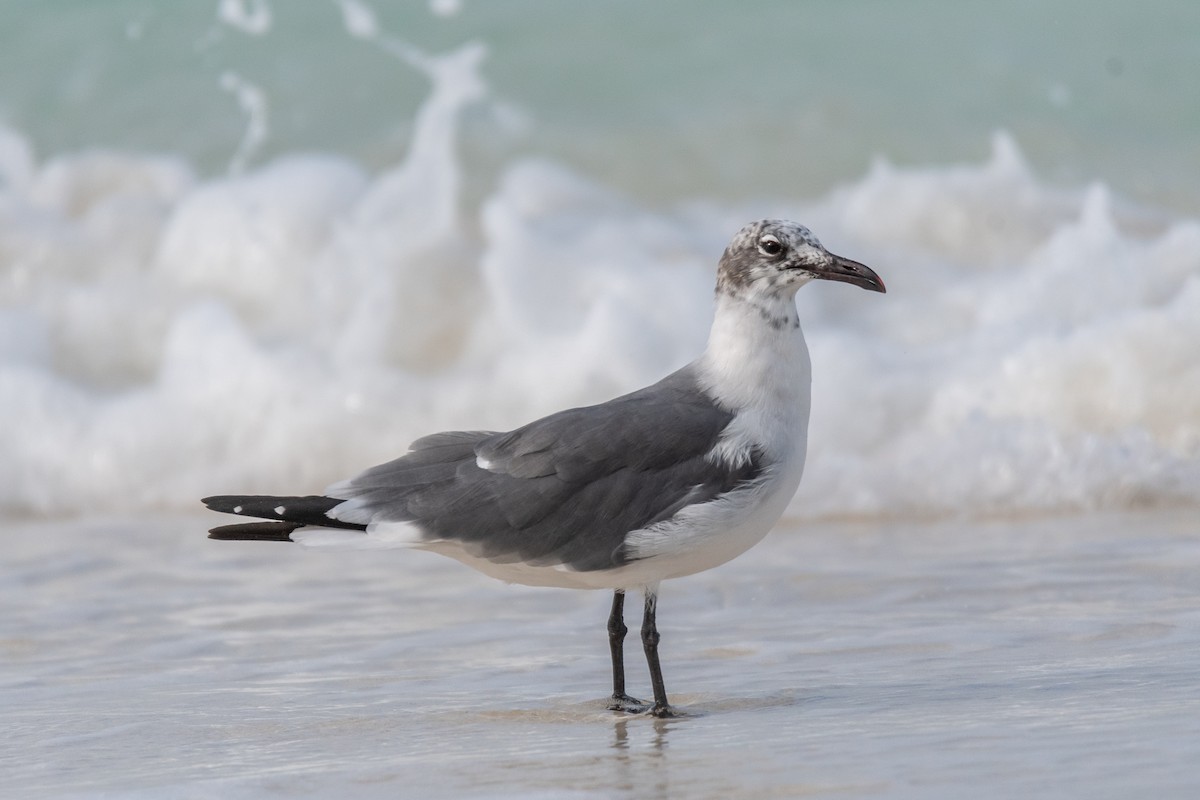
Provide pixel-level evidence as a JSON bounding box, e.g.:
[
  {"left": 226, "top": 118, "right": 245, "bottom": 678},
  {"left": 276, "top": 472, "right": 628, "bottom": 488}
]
[{"left": 695, "top": 288, "right": 812, "bottom": 420}]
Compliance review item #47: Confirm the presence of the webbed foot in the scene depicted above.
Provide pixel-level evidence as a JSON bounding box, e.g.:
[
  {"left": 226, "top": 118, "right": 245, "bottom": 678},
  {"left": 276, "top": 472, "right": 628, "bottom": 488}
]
[
  {"left": 649, "top": 703, "right": 683, "bottom": 719},
  {"left": 607, "top": 693, "right": 651, "bottom": 713}
]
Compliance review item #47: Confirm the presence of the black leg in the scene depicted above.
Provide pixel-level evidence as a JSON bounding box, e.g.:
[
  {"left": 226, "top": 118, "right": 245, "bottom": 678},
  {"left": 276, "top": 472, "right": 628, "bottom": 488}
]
[
  {"left": 641, "top": 590, "right": 676, "bottom": 717},
  {"left": 607, "top": 590, "right": 648, "bottom": 712}
]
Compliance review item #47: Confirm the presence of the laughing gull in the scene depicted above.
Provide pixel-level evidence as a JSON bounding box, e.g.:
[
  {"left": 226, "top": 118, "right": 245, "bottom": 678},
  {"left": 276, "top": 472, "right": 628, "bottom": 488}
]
[{"left": 203, "top": 219, "right": 884, "bottom": 717}]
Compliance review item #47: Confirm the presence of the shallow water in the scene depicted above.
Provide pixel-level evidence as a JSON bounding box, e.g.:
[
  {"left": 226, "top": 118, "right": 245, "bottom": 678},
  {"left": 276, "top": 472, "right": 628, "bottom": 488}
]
[{"left": 4, "top": 510, "right": 1198, "bottom": 798}]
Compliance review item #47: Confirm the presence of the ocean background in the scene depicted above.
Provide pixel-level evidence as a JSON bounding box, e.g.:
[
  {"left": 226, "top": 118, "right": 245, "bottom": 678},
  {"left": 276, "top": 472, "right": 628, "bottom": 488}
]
[
  {"left": 1, "top": 0, "right": 1199, "bottom": 518},
  {"left": 2, "top": 1, "right": 1199, "bottom": 797}
]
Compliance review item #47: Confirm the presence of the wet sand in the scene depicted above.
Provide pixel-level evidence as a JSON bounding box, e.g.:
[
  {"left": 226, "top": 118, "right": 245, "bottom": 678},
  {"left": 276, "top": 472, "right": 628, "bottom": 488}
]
[{"left": 3, "top": 510, "right": 1198, "bottom": 798}]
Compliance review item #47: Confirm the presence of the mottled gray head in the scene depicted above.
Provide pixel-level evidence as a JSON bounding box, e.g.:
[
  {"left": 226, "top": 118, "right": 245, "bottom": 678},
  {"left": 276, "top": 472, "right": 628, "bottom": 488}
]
[{"left": 716, "top": 219, "right": 885, "bottom": 297}]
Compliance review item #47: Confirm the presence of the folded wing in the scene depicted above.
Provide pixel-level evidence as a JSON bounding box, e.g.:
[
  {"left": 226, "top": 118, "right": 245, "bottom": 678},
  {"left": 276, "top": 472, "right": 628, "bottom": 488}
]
[{"left": 329, "top": 365, "right": 763, "bottom": 571}]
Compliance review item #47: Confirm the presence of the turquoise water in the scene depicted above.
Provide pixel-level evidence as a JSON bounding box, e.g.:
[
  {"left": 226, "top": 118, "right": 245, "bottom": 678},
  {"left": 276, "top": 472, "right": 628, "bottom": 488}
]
[{"left": 2, "top": 1, "right": 1197, "bottom": 209}]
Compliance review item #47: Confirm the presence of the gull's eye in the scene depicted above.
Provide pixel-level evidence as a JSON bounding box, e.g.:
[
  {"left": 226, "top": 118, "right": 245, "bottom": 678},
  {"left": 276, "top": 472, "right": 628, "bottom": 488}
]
[{"left": 758, "top": 236, "right": 783, "bottom": 256}]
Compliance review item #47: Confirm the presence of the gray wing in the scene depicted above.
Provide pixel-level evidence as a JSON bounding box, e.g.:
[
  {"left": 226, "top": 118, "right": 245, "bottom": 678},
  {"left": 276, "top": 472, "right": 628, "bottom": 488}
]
[{"left": 331, "top": 365, "right": 763, "bottom": 572}]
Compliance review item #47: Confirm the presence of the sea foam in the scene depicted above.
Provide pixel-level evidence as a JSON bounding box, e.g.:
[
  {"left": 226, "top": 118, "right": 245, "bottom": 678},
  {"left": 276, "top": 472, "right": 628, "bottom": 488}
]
[{"left": 1, "top": 36, "right": 1197, "bottom": 521}]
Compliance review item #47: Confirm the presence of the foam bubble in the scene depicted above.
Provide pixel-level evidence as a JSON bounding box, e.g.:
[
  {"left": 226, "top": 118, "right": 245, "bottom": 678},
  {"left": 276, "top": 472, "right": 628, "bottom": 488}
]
[
  {"left": 334, "top": 0, "right": 379, "bottom": 40},
  {"left": 217, "top": 0, "right": 272, "bottom": 36},
  {"left": 430, "top": 0, "right": 463, "bottom": 18},
  {"left": 0, "top": 125, "right": 34, "bottom": 194},
  {"left": 218, "top": 72, "right": 269, "bottom": 175}
]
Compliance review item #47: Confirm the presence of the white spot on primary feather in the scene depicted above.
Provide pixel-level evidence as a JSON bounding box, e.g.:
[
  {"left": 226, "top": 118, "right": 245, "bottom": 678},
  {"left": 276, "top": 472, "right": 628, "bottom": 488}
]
[
  {"left": 233, "top": 505, "right": 243, "bottom": 514},
  {"left": 274, "top": 505, "right": 286, "bottom": 515}
]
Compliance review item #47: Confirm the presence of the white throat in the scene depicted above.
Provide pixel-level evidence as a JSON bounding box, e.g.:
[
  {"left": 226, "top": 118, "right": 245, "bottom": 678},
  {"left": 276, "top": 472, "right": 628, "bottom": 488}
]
[{"left": 695, "top": 289, "right": 813, "bottom": 462}]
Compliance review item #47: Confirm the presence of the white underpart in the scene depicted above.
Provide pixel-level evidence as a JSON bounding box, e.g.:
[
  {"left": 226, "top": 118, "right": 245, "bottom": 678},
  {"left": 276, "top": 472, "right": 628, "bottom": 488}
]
[{"left": 304, "top": 286, "right": 813, "bottom": 591}]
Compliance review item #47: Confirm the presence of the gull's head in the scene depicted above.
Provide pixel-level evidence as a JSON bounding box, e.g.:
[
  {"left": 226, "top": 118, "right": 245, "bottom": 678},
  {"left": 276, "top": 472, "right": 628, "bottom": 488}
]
[{"left": 717, "top": 219, "right": 885, "bottom": 299}]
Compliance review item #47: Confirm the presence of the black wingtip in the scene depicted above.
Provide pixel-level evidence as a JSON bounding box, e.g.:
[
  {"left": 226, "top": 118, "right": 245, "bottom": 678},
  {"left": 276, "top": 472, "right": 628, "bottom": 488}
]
[
  {"left": 200, "top": 494, "right": 365, "bottom": 530},
  {"left": 207, "top": 521, "right": 301, "bottom": 542},
  {"left": 202, "top": 495, "right": 244, "bottom": 513}
]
